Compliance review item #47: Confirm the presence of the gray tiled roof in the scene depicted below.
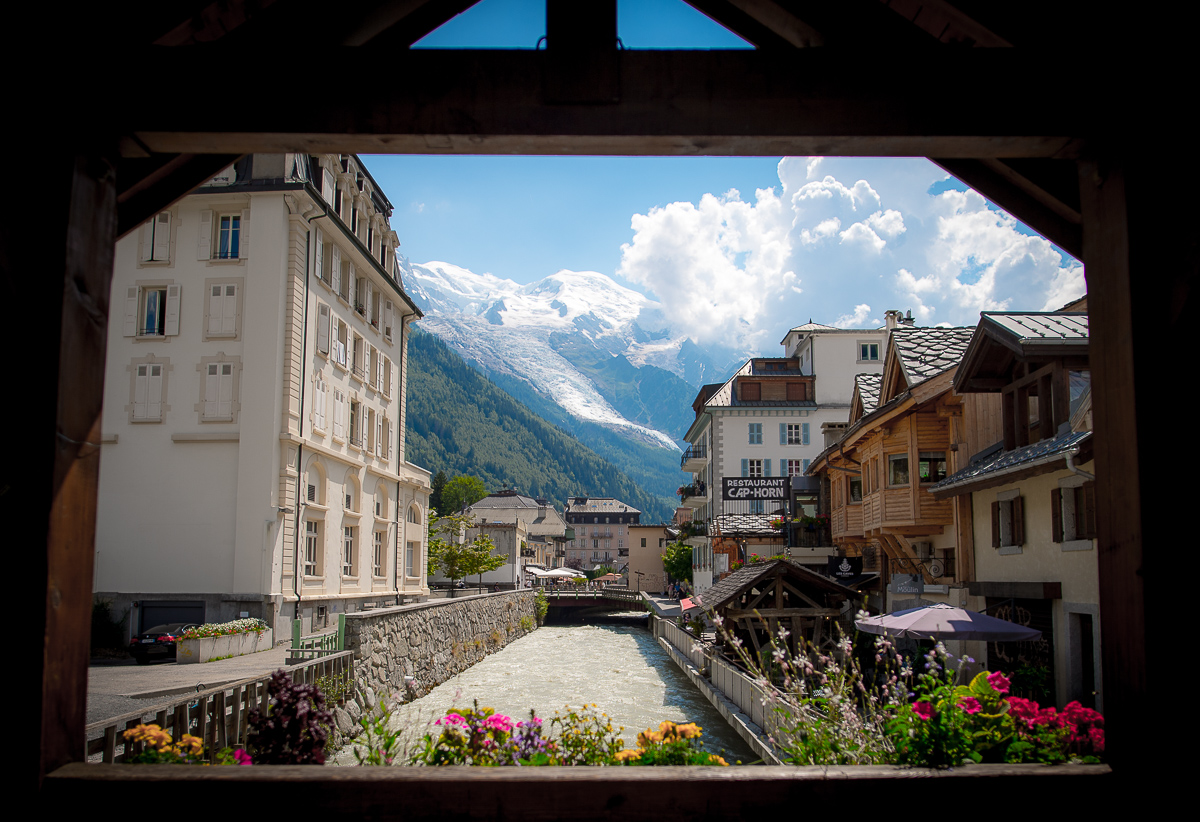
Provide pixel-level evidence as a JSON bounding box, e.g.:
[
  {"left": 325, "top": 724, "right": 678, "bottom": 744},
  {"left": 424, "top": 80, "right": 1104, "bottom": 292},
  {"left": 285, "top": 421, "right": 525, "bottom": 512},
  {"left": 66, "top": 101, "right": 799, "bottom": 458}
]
[
  {"left": 855, "top": 374, "right": 882, "bottom": 414},
  {"left": 566, "top": 497, "right": 640, "bottom": 515},
  {"left": 986, "top": 312, "right": 1089, "bottom": 343},
  {"left": 892, "top": 327, "right": 976, "bottom": 386},
  {"left": 695, "top": 558, "right": 859, "bottom": 612},
  {"left": 930, "top": 430, "right": 1092, "bottom": 493}
]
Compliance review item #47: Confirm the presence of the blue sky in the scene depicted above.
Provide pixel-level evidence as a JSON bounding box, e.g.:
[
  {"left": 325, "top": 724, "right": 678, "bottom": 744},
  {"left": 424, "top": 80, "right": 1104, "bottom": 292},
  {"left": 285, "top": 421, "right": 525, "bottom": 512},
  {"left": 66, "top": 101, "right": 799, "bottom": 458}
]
[{"left": 364, "top": 0, "right": 1084, "bottom": 353}]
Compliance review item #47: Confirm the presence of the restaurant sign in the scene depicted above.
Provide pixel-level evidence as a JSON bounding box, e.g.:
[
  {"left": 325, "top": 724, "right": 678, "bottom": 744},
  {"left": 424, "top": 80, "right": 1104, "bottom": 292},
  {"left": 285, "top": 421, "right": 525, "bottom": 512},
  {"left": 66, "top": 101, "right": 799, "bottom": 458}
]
[
  {"left": 827, "top": 556, "right": 863, "bottom": 579},
  {"left": 722, "top": 477, "right": 789, "bottom": 500}
]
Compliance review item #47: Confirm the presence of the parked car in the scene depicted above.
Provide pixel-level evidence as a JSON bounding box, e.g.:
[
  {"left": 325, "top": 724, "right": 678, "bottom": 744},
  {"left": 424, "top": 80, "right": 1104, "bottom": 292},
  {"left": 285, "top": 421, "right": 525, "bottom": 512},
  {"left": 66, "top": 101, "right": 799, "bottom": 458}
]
[{"left": 129, "top": 623, "right": 196, "bottom": 665}]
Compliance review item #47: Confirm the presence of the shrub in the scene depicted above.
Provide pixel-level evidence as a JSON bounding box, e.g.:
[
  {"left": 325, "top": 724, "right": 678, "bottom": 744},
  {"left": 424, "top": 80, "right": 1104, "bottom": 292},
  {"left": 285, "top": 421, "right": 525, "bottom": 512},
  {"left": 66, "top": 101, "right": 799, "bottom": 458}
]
[
  {"left": 534, "top": 589, "right": 549, "bottom": 624},
  {"left": 247, "top": 670, "right": 333, "bottom": 764},
  {"left": 614, "top": 721, "right": 729, "bottom": 766},
  {"left": 182, "top": 618, "right": 268, "bottom": 640}
]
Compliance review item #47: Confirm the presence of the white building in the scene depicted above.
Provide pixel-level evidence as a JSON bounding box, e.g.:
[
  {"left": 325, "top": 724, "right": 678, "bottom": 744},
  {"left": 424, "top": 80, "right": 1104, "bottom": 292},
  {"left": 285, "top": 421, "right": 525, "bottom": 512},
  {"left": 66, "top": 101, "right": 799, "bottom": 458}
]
[
  {"left": 94, "top": 154, "right": 431, "bottom": 640},
  {"left": 681, "top": 318, "right": 895, "bottom": 593},
  {"left": 563, "top": 497, "right": 641, "bottom": 571}
]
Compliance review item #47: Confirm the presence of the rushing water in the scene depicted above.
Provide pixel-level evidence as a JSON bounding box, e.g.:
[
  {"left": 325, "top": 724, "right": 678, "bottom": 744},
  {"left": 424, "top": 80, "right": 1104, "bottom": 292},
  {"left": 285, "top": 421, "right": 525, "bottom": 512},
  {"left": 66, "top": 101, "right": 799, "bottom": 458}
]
[{"left": 333, "top": 614, "right": 758, "bottom": 765}]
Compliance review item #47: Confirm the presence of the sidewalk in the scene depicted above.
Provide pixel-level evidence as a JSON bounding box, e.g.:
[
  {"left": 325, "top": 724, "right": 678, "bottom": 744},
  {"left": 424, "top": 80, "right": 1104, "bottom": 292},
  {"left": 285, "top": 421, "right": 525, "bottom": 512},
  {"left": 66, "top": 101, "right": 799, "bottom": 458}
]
[
  {"left": 643, "top": 594, "right": 683, "bottom": 618},
  {"left": 87, "top": 644, "right": 292, "bottom": 726}
]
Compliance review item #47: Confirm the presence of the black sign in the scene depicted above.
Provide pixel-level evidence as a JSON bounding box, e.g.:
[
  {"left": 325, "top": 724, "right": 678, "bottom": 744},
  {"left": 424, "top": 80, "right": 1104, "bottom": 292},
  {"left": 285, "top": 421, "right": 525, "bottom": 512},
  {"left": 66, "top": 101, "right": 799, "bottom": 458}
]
[
  {"left": 827, "top": 556, "right": 863, "bottom": 579},
  {"left": 722, "top": 477, "right": 789, "bottom": 500}
]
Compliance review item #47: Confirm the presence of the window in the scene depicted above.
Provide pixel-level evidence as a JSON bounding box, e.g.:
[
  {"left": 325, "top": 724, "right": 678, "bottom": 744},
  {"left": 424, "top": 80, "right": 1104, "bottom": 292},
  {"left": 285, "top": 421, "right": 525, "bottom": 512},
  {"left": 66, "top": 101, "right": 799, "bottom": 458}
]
[
  {"left": 991, "top": 491, "right": 1025, "bottom": 552},
  {"left": 407, "top": 505, "right": 421, "bottom": 525},
  {"left": 887, "top": 454, "right": 909, "bottom": 486},
  {"left": 198, "top": 208, "right": 249, "bottom": 261},
  {"left": 139, "top": 212, "right": 172, "bottom": 263},
  {"left": 747, "top": 459, "right": 763, "bottom": 477},
  {"left": 1052, "top": 480, "right": 1097, "bottom": 548},
  {"left": 786, "top": 382, "right": 807, "bottom": 401},
  {"left": 406, "top": 541, "right": 420, "bottom": 577},
  {"left": 383, "top": 300, "right": 395, "bottom": 340},
  {"left": 304, "top": 521, "right": 321, "bottom": 577},
  {"left": 783, "top": 459, "right": 806, "bottom": 477},
  {"left": 343, "top": 526, "right": 356, "bottom": 576},
  {"left": 849, "top": 476, "right": 863, "bottom": 502},
  {"left": 383, "top": 357, "right": 393, "bottom": 397},
  {"left": 640, "top": 538, "right": 647, "bottom": 547},
  {"left": 313, "top": 376, "right": 328, "bottom": 432},
  {"left": 332, "top": 318, "right": 349, "bottom": 368},
  {"left": 918, "top": 452, "right": 947, "bottom": 483},
  {"left": 199, "top": 359, "right": 238, "bottom": 421},
  {"left": 749, "top": 423, "right": 763, "bottom": 444},
  {"left": 859, "top": 341, "right": 880, "bottom": 362},
  {"left": 128, "top": 358, "right": 168, "bottom": 422},
  {"left": 741, "top": 381, "right": 761, "bottom": 401},
  {"left": 749, "top": 500, "right": 765, "bottom": 515},
  {"left": 784, "top": 423, "right": 809, "bottom": 445},
  {"left": 204, "top": 281, "right": 241, "bottom": 339},
  {"left": 373, "top": 531, "right": 385, "bottom": 577},
  {"left": 122, "top": 283, "right": 180, "bottom": 338},
  {"left": 352, "top": 336, "right": 366, "bottom": 381}
]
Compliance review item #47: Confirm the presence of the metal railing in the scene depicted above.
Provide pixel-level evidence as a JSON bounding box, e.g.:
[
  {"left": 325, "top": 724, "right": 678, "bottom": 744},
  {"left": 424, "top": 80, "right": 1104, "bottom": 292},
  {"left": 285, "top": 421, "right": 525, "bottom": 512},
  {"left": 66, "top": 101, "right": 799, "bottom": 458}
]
[
  {"left": 680, "top": 444, "right": 707, "bottom": 468},
  {"left": 889, "top": 555, "right": 955, "bottom": 580},
  {"left": 288, "top": 613, "right": 345, "bottom": 663}
]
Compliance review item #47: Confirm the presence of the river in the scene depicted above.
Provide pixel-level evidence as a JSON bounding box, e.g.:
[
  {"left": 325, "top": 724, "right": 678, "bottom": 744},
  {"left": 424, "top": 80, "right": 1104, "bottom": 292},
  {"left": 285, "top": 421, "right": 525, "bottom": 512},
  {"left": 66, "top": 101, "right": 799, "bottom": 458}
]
[{"left": 332, "top": 614, "right": 758, "bottom": 765}]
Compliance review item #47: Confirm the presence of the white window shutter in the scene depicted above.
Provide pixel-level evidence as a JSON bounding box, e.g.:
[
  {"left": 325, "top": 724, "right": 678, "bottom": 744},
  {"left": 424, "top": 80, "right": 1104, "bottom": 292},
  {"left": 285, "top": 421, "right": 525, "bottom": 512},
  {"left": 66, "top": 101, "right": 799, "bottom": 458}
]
[
  {"left": 198, "top": 210, "right": 213, "bottom": 260},
  {"left": 384, "top": 300, "right": 393, "bottom": 339},
  {"left": 375, "top": 348, "right": 384, "bottom": 387},
  {"left": 386, "top": 419, "right": 392, "bottom": 459},
  {"left": 148, "top": 364, "right": 163, "bottom": 419},
  {"left": 333, "top": 390, "right": 344, "bottom": 438},
  {"left": 222, "top": 284, "right": 237, "bottom": 334},
  {"left": 205, "top": 364, "right": 219, "bottom": 417},
  {"left": 239, "top": 208, "right": 250, "bottom": 259},
  {"left": 164, "top": 284, "right": 181, "bottom": 336},
  {"left": 331, "top": 246, "right": 341, "bottom": 295},
  {"left": 123, "top": 287, "right": 139, "bottom": 336},
  {"left": 317, "top": 304, "right": 331, "bottom": 354},
  {"left": 218, "top": 363, "right": 234, "bottom": 417},
  {"left": 314, "top": 228, "right": 324, "bottom": 280},
  {"left": 139, "top": 222, "right": 154, "bottom": 262},
  {"left": 153, "top": 213, "right": 171, "bottom": 261},
  {"left": 375, "top": 415, "right": 383, "bottom": 457},
  {"left": 133, "top": 365, "right": 148, "bottom": 418},
  {"left": 208, "top": 285, "right": 222, "bottom": 335}
]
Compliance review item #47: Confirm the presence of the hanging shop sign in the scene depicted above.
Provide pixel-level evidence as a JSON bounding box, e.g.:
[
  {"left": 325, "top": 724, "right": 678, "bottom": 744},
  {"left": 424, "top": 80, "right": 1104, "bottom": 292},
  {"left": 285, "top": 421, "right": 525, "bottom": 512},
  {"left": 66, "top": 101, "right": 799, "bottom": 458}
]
[{"left": 722, "top": 477, "right": 789, "bottom": 500}]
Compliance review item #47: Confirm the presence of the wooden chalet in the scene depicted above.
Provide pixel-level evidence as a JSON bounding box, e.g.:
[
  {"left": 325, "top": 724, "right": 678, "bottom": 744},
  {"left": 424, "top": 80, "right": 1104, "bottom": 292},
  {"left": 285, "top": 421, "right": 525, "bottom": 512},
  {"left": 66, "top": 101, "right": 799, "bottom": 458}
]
[
  {"left": 17, "top": 0, "right": 1182, "bottom": 809},
  {"left": 810, "top": 327, "right": 984, "bottom": 586},
  {"left": 694, "top": 559, "right": 860, "bottom": 659}
]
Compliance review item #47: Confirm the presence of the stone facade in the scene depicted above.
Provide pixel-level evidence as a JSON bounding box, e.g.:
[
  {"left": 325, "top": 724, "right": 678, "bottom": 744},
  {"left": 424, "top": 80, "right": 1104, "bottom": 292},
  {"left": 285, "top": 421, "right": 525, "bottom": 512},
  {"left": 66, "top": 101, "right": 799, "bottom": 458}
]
[{"left": 333, "top": 590, "right": 538, "bottom": 738}]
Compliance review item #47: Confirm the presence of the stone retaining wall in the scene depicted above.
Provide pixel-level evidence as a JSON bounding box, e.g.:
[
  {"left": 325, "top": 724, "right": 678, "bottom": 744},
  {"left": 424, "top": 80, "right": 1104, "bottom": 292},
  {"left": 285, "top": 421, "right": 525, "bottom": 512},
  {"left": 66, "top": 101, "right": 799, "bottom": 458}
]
[{"left": 333, "top": 591, "right": 538, "bottom": 740}]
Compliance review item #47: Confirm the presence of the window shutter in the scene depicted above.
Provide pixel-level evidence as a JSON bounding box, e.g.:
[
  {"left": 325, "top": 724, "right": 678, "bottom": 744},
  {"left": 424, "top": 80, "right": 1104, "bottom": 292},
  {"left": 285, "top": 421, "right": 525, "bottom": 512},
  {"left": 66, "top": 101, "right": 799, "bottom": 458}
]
[
  {"left": 1050, "top": 488, "right": 1063, "bottom": 542},
  {"left": 803, "top": 459, "right": 810, "bottom": 473},
  {"left": 331, "top": 247, "right": 341, "bottom": 295},
  {"left": 764, "top": 459, "right": 772, "bottom": 477},
  {"left": 741, "top": 459, "right": 748, "bottom": 477},
  {"left": 198, "top": 210, "right": 213, "bottom": 260},
  {"left": 376, "top": 350, "right": 384, "bottom": 387},
  {"left": 123, "top": 287, "right": 139, "bottom": 336},
  {"left": 314, "top": 378, "right": 326, "bottom": 430},
  {"left": 147, "top": 364, "right": 162, "bottom": 419},
  {"left": 779, "top": 423, "right": 786, "bottom": 444},
  {"left": 133, "top": 365, "right": 148, "bottom": 418},
  {"left": 223, "top": 284, "right": 237, "bottom": 334},
  {"left": 153, "top": 213, "right": 171, "bottom": 261},
  {"left": 802, "top": 423, "right": 810, "bottom": 445},
  {"left": 205, "top": 364, "right": 219, "bottom": 417},
  {"left": 386, "top": 419, "right": 392, "bottom": 459},
  {"left": 314, "top": 228, "right": 325, "bottom": 280},
  {"left": 139, "top": 222, "right": 154, "bottom": 262},
  {"left": 1079, "top": 482, "right": 1097, "bottom": 539},
  {"left": 384, "top": 300, "right": 394, "bottom": 339},
  {"left": 991, "top": 501, "right": 1001, "bottom": 548},
  {"left": 164, "top": 284, "right": 181, "bottom": 336},
  {"left": 333, "top": 390, "right": 344, "bottom": 438},
  {"left": 239, "top": 208, "right": 250, "bottom": 259},
  {"left": 317, "top": 304, "right": 331, "bottom": 354},
  {"left": 376, "top": 415, "right": 383, "bottom": 457},
  {"left": 208, "top": 285, "right": 222, "bottom": 335},
  {"left": 1012, "top": 496, "right": 1025, "bottom": 546}
]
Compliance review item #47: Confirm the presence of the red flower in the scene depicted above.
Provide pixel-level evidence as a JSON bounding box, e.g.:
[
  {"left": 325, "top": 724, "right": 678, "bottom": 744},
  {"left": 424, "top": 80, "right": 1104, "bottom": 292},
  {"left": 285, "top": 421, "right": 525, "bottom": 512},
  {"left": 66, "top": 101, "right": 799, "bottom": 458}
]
[
  {"left": 986, "top": 671, "right": 1011, "bottom": 694},
  {"left": 958, "top": 696, "right": 982, "bottom": 715},
  {"left": 913, "top": 701, "right": 935, "bottom": 720}
]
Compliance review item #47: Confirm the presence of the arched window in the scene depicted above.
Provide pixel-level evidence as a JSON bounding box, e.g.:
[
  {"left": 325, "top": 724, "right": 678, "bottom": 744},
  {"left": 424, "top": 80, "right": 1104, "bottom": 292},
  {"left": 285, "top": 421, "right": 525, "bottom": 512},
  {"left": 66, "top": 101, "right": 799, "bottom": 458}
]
[{"left": 407, "top": 504, "right": 421, "bottom": 524}]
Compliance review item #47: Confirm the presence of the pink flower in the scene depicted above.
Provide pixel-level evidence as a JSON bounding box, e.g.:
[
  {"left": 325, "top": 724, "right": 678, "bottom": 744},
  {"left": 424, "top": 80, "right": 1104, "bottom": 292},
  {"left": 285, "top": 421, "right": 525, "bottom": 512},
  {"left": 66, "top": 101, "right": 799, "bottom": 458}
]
[
  {"left": 1006, "top": 697, "right": 1040, "bottom": 728},
  {"left": 958, "top": 696, "right": 982, "bottom": 715},
  {"left": 913, "top": 701, "right": 935, "bottom": 720},
  {"left": 986, "top": 672, "right": 1011, "bottom": 694},
  {"left": 483, "top": 714, "right": 514, "bottom": 732},
  {"left": 436, "top": 712, "right": 467, "bottom": 726},
  {"left": 234, "top": 749, "right": 253, "bottom": 766}
]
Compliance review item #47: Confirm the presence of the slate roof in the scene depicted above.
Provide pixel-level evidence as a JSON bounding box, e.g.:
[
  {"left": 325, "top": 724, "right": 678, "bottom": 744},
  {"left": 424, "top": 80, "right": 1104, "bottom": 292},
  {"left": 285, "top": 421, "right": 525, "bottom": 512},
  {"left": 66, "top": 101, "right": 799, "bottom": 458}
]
[
  {"left": 566, "top": 497, "right": 640, "bottom": 515},
  {"left": 702, "top": 360, "right": 817, "bottom": 409},
  {"left": 986, "top": 312, "right": 1089, "bottom": 345},
  {"left": 694, "top": 559, "right": 860, "bottom": 612},
  {"left": 892, "top": 327, "right": 977, "bottom": 387},
  {"left": 855, "top": 374, "right": 882, "bottom": 414},
  {"left": 713, "top": 513, "right": 785, "bottom": 537},
  {"left": 929, "top": 430, "right": 1092, "bottom": 495}
]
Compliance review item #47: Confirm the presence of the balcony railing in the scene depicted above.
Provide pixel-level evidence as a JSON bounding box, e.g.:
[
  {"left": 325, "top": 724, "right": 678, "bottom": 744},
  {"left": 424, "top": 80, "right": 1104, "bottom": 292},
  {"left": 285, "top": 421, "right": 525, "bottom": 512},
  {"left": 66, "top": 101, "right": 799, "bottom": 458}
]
[
  {"left": 789, "top": 519, "right": 832, "bottom": 548},
  {"left": 680, "top": 444, "right": 708, "bottom": 469},
  {"left": 678, "top": 481, "right": 707, "bottom": 501}
]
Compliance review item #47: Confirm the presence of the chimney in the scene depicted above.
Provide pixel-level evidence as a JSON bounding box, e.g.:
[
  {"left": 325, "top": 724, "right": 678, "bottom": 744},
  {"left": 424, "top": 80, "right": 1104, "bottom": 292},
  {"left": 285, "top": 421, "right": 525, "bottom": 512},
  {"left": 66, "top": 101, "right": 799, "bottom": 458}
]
[
  {"left": 902, "top": 309, "right": 915, "bottom": 326},
  {"left": 884, "top": 309, "right": 901, "bottom": 330}
]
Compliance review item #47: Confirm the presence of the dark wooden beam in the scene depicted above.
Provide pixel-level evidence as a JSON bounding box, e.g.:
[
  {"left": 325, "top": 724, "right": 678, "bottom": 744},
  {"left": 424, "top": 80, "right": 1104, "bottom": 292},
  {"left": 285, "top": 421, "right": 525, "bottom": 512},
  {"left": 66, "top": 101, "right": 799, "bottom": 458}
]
[
  {"left": 933, "top": 158, "right": 1082, "bottom": 259},
  {"left": 103, "top": 49, "right": 1090, "bottom": 160},
  {"left": 115, "top": 153, "right": 243, "bottom": 240},
  {"left": 682, "top": 0, "right": 816, "bottom": 49}
]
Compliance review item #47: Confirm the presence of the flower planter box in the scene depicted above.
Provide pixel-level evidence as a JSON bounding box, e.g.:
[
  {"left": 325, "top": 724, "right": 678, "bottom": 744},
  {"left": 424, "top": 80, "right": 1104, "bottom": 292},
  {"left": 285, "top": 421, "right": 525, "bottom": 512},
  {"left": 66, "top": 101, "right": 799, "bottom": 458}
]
[{"left": 177, "top": 629, "right": 273, "bottom": 664}]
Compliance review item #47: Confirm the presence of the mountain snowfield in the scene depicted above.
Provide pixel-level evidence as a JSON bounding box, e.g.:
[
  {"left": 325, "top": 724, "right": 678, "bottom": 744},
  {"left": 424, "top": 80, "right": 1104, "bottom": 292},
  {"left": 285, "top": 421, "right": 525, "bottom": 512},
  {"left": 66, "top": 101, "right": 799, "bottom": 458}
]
[{"left": 403, "top": 259, "right": 739, "bottom": 450}]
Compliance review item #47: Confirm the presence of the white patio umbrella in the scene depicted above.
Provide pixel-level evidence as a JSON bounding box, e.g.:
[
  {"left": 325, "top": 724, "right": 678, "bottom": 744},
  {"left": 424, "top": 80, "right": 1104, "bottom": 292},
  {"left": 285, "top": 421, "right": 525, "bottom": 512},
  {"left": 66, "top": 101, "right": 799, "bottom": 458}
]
[
  {"left": 543, "top": 568, "right": 586, "bottom": 578},
  {"left": 855, "top": 602, "right": 1042, "bottom": 641}
]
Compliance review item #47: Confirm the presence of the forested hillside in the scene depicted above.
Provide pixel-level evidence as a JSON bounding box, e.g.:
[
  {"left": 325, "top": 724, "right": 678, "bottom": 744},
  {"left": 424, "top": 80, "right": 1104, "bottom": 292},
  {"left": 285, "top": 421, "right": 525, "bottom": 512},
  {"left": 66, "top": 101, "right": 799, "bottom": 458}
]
[{"left": 404, "top": 329, "right": 675, "bottom": 521}]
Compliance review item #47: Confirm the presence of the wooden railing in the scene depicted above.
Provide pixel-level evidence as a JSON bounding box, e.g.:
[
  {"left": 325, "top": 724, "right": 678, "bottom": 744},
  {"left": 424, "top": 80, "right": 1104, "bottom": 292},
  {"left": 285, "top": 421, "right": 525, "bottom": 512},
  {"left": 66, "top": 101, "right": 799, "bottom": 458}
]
[{"left": 84, "top": 651, "right": 353, "bottom": 764}]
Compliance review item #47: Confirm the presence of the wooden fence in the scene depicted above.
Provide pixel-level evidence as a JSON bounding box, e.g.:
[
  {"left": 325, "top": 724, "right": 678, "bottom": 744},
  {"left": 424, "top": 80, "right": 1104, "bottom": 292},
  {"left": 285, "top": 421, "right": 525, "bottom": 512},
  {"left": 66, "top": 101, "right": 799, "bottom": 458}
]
[{"left": 84, "top": 651, "right": 353, "bottom": 764}]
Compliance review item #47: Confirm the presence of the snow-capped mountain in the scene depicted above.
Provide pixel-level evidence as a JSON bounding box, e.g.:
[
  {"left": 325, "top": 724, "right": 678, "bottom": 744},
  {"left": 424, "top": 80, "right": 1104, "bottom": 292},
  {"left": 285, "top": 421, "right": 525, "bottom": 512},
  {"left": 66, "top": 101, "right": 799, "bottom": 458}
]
[{"left": 402, "top": 259, "right": 740, "bottom": 450}]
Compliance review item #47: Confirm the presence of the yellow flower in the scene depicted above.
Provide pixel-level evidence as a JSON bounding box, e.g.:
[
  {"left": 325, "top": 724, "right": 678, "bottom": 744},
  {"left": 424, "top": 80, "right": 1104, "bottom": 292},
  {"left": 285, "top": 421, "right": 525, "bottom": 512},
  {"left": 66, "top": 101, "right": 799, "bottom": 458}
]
[
  {"left": 707, "top": 755, "right": 729, "bottom": 766},
  {"left": 636, "top": 730, "right": 664, "bottom": 747},
  {"left": 614, "top": 748, "right": 644, "bottom": 763},
  {"left": 675, "top": 723, "right": 702, "bottom": 739}
]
